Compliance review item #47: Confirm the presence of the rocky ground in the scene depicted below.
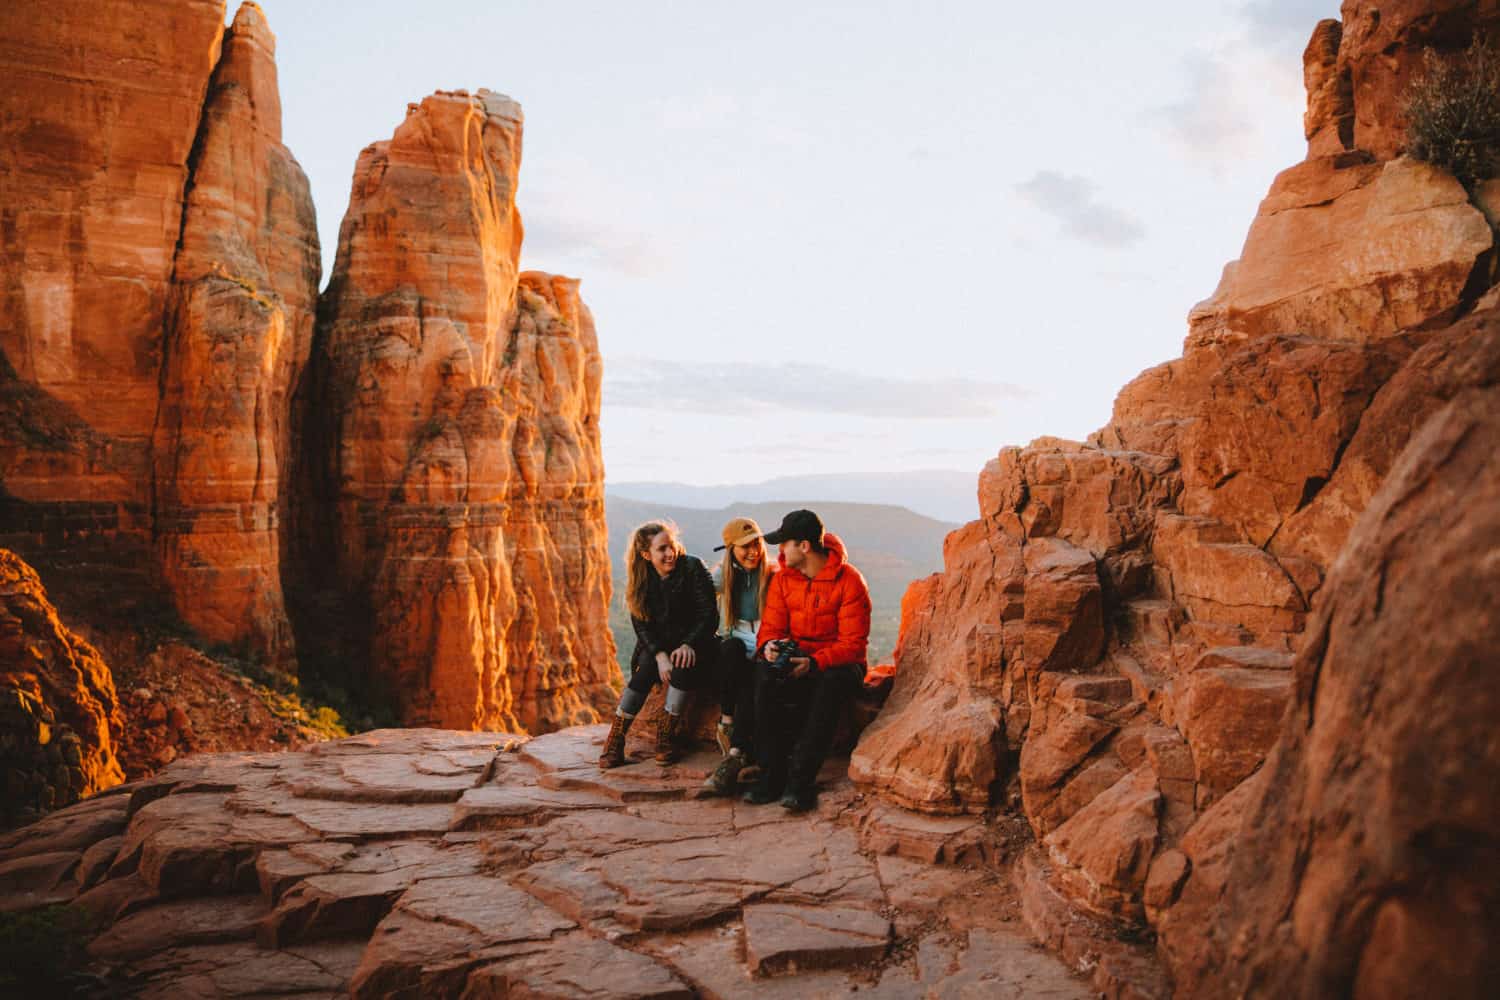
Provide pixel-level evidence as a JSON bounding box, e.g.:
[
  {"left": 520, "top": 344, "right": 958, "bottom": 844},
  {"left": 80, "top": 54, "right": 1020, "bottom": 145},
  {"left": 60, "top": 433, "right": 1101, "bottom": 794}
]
[{"left": 0, "top": 727, "right": 1104, "bottom": 999}]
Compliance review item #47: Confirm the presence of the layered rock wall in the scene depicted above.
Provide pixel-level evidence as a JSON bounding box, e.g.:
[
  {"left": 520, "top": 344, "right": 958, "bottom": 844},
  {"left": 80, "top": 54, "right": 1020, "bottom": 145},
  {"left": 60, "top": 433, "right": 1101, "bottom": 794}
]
[
  {"left": 1, "top": 2, "right": 618, "bottom": 739},
  {"left": 0, "top": 0, "right": 318, "bottom": 666},
  {"left": 854, "top": 2, "right": 1500, "bottom": 993},
  {"left": 300, "top": 91, "right": 617, "bottom": 732},
  {"left": 152, "top": 3, "right": 320, "bottom": 665}
]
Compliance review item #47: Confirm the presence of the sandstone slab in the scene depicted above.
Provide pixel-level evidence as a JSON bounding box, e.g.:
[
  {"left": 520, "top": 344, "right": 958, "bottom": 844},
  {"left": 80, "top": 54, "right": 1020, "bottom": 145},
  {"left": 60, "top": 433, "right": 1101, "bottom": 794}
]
[{"left": 743, "top": 902, "right": 890, "bottom": 974}]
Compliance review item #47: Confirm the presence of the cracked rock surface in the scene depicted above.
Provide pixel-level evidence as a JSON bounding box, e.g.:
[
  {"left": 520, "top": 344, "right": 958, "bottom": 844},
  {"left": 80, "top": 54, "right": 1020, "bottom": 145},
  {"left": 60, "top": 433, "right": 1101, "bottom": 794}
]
[{"left": 0, "top": 726, "right": 1090, "bottom": 998}]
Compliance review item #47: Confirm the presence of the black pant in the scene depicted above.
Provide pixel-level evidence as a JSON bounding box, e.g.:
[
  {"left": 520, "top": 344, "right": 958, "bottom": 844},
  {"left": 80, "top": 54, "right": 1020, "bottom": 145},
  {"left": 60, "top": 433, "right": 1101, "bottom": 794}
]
[
  {"left": 627, "top": 640, "right": 714, "bottom": 695},
  {"left": 718, "top": 636, "right": 757, "bottom": 752},
  {"left": 753, "top": 662, "right": 862, "bottom": 796}
]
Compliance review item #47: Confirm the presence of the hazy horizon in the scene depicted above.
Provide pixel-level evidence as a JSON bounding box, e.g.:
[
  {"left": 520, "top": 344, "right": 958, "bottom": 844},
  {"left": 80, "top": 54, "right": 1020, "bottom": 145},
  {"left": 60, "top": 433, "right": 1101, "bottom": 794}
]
[{"left": 251, "top": 0, "right": 1339, "bottom": 484}]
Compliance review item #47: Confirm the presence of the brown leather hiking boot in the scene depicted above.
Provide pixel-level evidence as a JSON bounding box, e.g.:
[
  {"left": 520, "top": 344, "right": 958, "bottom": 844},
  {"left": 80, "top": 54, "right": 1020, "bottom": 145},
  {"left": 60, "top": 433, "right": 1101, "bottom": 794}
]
[
  {"left": 654, "top": 712, "right": 682, "bottom": 765},
  {"left": 597, "top": 713, "right": 632, "bottom": 769}
]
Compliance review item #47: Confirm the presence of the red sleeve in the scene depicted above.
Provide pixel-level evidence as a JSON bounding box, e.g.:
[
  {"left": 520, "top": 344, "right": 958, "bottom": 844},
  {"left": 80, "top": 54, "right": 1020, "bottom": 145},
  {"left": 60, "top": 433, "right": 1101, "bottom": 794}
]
[
  {"left": 813, "top": 570, "right": 871, "bottom": 669},
  {"left": 755, "top": 572, "right": 791, "bottom": 655}
]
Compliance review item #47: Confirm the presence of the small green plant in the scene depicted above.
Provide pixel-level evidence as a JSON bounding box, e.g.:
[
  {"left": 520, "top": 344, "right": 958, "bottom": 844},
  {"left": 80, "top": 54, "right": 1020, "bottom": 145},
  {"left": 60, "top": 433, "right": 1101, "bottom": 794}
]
[
  {"left": 1403, "top": 40, "right": 1500, "bottom": 187},
  {"left": 0, "top": 904, "right": 101, "bottom": 996}
]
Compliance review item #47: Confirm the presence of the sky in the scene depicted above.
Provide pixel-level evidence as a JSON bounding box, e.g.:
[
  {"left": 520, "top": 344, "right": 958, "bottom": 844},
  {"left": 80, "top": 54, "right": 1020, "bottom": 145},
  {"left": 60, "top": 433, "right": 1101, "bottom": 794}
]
[{"left": 254, "top": 0, "right": 1341, "bottom": 492}]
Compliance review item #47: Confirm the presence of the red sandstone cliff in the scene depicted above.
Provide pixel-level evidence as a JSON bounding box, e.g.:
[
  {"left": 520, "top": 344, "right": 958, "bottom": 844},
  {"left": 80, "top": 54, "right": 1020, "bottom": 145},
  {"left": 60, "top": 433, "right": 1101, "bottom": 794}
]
[
  {"left": 853, "top": 3, "right": 1500, "bottom": 995},
  {"left": 1, "top": 4, "right": 618, "bottom": 744},
  {"left": 0, "top": 0, "right": 318, "bottom": 667},
  {"left": 298, "top": 90, "right": 617, "bottom": 733}
]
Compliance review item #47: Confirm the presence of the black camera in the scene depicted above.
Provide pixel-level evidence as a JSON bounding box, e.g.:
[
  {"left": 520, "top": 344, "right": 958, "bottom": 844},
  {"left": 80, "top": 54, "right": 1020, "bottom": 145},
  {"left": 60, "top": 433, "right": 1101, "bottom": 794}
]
[{"left": 765, "top": 638, "right": 805, "bottom": 676}]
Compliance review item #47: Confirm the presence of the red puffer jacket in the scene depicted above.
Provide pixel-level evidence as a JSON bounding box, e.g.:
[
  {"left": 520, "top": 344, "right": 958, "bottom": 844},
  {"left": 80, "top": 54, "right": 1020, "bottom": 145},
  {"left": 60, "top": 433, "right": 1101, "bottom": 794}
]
[{"left": 756, "top": 533, "right": 872, "bottom": 670}]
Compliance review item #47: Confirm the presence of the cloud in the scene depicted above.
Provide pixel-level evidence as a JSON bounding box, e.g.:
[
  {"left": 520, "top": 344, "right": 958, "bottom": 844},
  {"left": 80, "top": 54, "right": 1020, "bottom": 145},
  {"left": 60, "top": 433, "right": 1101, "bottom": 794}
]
[
  {"left": 604, "top": 357, "right": 1028, "bottom": 420},
  {"left": 1014, "top": 171, "right": 1146, "bottom": 248},
  {"left": 1150, "top": 53, "right": 1259, "bottom": 164}
]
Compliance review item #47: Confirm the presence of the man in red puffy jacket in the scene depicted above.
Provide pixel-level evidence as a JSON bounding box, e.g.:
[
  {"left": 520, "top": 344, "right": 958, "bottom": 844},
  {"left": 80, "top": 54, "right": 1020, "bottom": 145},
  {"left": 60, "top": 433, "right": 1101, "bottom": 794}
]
[{"left": 744, "top": 509, "right": 872, "bottom": 812}]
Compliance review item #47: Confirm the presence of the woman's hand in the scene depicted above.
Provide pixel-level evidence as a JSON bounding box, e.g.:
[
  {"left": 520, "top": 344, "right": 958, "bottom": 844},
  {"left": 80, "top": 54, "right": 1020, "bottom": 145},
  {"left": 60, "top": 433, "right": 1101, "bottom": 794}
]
[
  {"left": 656, "top": 650, "right": 674, "bottom": 685},
  {"left": 762, "top": 640, "right": 782, "bottom": 661},
  {"left": 669, "top": 645, "right": 697, "bottom": 669},
  {"left": 789, "top": 656, "right": 813, "bottom": 678}
]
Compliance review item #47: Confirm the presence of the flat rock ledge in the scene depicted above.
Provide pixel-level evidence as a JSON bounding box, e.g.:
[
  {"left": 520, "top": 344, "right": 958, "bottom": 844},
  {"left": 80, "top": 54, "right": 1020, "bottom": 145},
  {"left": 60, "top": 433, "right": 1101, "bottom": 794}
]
[{"left": 0, "top": 726, "right": 1096, "bottom": 999}]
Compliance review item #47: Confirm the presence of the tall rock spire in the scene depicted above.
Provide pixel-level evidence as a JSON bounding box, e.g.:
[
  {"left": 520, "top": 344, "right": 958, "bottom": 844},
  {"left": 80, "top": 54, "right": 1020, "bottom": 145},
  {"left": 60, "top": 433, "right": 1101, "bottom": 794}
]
[{"left": 301, "top": 90, "right": 617, "bottom": 731}]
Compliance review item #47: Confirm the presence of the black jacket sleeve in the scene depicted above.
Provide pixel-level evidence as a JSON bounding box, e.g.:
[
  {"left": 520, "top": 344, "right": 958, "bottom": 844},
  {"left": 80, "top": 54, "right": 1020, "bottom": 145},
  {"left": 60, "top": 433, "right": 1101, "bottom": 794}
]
[
  {"left": 631, "top": 606, "right": 663, "bottom": 659},
  {"left": 680, "top": 557, "right": 719, "bottom": 648}
]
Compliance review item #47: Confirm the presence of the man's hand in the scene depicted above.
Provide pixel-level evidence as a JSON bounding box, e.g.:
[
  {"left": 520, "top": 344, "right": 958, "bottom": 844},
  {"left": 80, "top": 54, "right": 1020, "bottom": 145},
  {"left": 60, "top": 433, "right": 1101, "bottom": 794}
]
[
  {"left": 789, "top": 656, "right": 813, "bottom": 678},
  {"left": 669, "top": 645, "right": 696, "bottom": 669},
  {"left": 762, "top": 640, "right": 783, "bottom": 661}
]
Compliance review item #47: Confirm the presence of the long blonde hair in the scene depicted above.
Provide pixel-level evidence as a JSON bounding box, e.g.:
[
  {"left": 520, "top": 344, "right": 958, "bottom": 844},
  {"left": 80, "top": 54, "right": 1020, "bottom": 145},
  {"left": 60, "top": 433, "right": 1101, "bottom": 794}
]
[
  {"left": 624, "top": 520, "right": 684, "bottom": 620},
  {"left": 718, "top": 538, "right": 772, "bottom": 626}
]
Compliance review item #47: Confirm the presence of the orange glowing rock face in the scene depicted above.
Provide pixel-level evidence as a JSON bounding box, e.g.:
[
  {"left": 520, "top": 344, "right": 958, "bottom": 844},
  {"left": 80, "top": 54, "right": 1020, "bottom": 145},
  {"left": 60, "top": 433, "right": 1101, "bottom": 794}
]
[
  {"left": 1, "top": 549, "right": 124, "bottom": 827},
  {"left": 152, "top": 2, "right": 322, "bottom": 667},
  {"left": 304, "top": 91, "right": 618, "bottom": 732},
  {"left": 0, "top": 1, "right": 319, "bottom": 667},
  {"left": 1, "top": 4, "right": 616, "bottom": 736}
]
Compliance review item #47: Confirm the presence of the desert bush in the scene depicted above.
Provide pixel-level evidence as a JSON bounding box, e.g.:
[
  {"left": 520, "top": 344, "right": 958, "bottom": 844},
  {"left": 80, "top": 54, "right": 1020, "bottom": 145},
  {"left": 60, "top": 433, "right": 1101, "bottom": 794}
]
[
  {"left": 0, "top": 904, "right": 101, "bottom": 997},
  {"left": 1403, "top": 40, "right": 1500, "bottom": 187}
]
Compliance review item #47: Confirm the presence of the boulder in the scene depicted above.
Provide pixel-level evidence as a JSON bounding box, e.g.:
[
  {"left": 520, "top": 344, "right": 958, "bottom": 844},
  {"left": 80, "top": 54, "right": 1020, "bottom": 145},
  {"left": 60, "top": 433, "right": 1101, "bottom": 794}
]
[
  {"left": 1189, "top": 156, "right": 1491, "bottom": 346},
  {"left": 0, "top": 550, "right": 123, "bottom": 829}
]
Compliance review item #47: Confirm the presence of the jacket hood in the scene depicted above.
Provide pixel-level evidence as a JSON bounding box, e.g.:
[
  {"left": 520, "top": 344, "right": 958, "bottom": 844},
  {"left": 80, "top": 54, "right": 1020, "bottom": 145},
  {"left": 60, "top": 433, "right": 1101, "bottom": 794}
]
[{"left": 775, "top": 532, "right": 849, "bottom": 579}]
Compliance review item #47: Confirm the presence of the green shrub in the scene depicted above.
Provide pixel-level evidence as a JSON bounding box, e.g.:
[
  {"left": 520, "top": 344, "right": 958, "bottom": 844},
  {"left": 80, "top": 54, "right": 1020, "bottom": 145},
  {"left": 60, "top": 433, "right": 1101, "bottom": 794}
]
[
  {"left": 0, "top": 904, "right": 101, "bottom": 997},
  {"left": 1403, "top": 40, "right": 1500, "bottom": 187}
]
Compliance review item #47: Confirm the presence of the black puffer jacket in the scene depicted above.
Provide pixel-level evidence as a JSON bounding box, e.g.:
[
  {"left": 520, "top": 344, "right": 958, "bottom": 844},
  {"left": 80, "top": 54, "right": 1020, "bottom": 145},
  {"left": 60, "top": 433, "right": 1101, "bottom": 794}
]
[{"left": 631, "top": 555, "right": 717, "bottom": 659}]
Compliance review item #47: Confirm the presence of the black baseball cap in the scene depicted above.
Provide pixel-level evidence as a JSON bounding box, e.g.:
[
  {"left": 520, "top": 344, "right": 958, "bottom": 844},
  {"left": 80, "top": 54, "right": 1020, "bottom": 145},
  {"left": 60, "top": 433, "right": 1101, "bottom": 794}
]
[{"left": 762, "top": 509, "right": 825, "bottom": 546}]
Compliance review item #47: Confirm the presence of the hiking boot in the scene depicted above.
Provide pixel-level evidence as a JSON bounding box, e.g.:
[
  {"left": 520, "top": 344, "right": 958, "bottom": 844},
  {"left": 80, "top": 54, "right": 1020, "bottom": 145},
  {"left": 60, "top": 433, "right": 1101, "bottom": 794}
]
[
  {"left": 779, "top": 789, "right": 817, "bottom": 813},
  {"left": 654, "top": 712, "right": 682, "bottom": 765},
  {"left": 715, "top": 718, "right": 733, "bottom": 757},
  {"left": 597, "top": 713, "right": 632, "bottom": 769},
  {"left": 702, "top": 753, "right": 744, "bottom": 795},
  {"left": 741, "top": 783, "right": 779, "bottom": 806}
]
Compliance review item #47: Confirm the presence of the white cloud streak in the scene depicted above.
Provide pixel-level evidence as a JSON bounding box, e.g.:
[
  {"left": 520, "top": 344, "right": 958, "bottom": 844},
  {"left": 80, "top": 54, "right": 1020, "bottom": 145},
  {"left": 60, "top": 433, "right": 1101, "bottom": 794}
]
[{"left": 605, "top": 357, "right": 1028, "bottom": 419}]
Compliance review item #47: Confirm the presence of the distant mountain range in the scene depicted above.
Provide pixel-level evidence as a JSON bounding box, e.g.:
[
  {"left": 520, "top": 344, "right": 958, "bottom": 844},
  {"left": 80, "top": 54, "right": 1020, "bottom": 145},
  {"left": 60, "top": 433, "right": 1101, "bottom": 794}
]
[
  {"left": 607, "top": 469, "right": 980, "bottom": 525},
  {"left": 604, "top": 495, "right": 960, "bottom": 673}
]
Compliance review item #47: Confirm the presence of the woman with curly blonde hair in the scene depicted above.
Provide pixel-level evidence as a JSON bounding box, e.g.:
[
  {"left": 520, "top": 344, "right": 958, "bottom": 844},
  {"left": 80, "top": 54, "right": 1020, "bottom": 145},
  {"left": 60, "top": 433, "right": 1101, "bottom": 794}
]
[{"left": 598, "top": 520, "right": 717, "bottom": 768}]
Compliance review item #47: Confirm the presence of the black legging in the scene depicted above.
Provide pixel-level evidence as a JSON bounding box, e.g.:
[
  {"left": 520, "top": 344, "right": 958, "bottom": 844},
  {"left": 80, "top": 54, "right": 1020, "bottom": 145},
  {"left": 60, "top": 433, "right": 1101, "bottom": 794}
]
[{"left": 718, "top": 636, "right": 757, "bottom": 752}]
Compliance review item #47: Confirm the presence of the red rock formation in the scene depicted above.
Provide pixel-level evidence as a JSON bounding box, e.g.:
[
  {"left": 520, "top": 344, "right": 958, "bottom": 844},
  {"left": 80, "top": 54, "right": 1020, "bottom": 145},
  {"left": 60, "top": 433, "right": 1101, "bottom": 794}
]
[
  {"left": 303, "top": 90, "right": 617, "bottom": 732},
  {"left": 3, "top": 3, "right": 615, "bottom": 742},
  {"left": 0, "top": 549, "right": 123, "bottom": 829},
  {"left": 0, "top": 1, "right": 318, "bottom": 668},
  {"left": 1161, "top": 314, "right": 1500, "bottom": 998},
  {"left": 1191, "top": 1, "right": 1500, "bottom": 348},
  {"left": 1337, "top": 0, "right": 1500, "bottom": 161},
  {"left": 855, "top": 5, "right": 1500, "bottom": 994},
  {"left": 152, "top": 2, "right": 320, "bottom": 665}
]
